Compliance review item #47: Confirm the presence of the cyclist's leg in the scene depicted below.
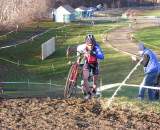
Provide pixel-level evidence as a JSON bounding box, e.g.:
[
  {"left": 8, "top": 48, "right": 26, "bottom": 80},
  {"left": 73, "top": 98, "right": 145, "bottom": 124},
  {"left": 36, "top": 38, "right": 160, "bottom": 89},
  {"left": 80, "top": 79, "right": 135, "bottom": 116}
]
[
  {"left": 83, "top": 63, "right": 91, "bottom": 95},
  {"left": 79, "top": 64, "right": 84, "bottom": 79},
  {"left": 93, "top": 75, "right": 98, "bottom": 92},
  {"left": 79, "top": 64, "right": 86, "bottom": 95},
  {"left": 92, "top": 63, "right": 99, "bottom": 94}
]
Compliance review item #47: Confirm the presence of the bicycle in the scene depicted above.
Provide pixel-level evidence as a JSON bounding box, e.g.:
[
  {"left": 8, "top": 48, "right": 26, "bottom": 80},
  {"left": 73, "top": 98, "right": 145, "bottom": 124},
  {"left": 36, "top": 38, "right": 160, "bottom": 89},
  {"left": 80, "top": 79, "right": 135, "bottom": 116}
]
[
  {"left": 64, "top": 48, "right": 95, "bottom": 98},
  {"left": 64, "top": 61, "right": 80, "bottom": 98},
  {"left": 64, "top": 46, "right": 102, "bottom": 98},
  {"left": 64, "top": 60, "right": 96, "bottom": 98}
]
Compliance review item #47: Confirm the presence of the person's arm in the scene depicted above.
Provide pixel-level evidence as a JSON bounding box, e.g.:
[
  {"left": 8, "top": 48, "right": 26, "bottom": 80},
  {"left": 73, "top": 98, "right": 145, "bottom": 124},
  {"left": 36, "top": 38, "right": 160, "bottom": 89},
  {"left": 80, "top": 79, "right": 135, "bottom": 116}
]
[
  {"left": 131, "top": 54, "right": 149, "bottom": 66},
  {"left": 77, "top": 44, "right": 86, "bottom": 64},
  {"left": 94, "top": 44, "right": 104, "bottom": 60},
  {"left": 141, "top": 54, "right": 150, "bottom": 67}
]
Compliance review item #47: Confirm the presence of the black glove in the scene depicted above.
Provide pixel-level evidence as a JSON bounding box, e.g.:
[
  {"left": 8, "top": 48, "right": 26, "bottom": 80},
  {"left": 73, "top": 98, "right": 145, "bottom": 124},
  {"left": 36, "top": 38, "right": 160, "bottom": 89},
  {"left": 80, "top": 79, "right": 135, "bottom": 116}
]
[{"left": 90, "top": 50, "right": 96, "bottom": 56}]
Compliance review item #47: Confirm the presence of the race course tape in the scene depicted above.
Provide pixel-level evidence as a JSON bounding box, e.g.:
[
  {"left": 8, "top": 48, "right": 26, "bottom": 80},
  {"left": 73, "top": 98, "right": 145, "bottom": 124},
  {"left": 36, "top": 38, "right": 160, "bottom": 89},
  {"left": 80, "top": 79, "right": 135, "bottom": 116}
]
[
  {"left": 0, "top": 57, "right": 54, "bottom": 68},
  {"left": 0, "top": 25, "right": 69, "bottom": 50},
  {"left": 0, "top": 31, "right": 14, "bottom": 38},
  {"left": 0, "top": 81, "right": 64, "bottom": 87},
  {"left": 97, "top": 83, "right": 121, "bottom": 91},
  {"left": 97, "top": 83, "right": 160, "bottom": 91},
  {"left": 1, "top": 81, "right": 159, "bottom": 92}
]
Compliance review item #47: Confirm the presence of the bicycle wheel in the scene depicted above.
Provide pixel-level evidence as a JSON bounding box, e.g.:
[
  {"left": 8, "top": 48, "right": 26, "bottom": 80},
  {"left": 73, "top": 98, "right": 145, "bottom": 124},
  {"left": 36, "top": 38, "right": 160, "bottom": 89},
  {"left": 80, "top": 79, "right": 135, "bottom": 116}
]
[{"left": 64, "top": 63, "right": 79, "bottom": 98}]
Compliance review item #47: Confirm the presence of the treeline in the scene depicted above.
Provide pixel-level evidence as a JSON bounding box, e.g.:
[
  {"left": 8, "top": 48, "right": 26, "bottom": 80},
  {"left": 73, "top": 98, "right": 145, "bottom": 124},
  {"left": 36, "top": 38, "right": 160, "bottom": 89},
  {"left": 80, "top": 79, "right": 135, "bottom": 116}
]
[
  {"left": 0, "top": 0, "right": 49, "bottom": 31},
  {"left": 0, "top": 0, "right": 159, "bottom": 31},
  {"left": 51, "top": 0, "right": 160, "bottom": 8}
]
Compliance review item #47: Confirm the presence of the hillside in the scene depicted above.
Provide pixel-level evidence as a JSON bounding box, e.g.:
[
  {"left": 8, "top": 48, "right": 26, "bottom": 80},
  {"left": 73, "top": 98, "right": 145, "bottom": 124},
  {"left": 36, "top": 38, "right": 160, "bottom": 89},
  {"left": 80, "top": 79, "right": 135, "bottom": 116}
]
[
  {"left": 1, "top": 98, "right": 160, "bottom": 130},
  {"left": 1, "top": 5, "right": 160, "bottom": 130}
]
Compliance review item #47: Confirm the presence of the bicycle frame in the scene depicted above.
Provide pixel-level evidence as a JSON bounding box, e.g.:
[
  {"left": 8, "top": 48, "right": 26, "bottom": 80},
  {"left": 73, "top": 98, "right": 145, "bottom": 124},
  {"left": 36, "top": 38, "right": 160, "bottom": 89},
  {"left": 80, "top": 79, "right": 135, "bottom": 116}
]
[
  {"left": 64, "top": 47, "right": 95, "bottom": 98},
  {"left": 64, "top": 63, "right": 79, "bottom": 98},
  {"left": 64, "top": 62, "right": 96, "bottom": 98},
  {"left": 69, "top": 63, "right": 79, "bottom": 87}
]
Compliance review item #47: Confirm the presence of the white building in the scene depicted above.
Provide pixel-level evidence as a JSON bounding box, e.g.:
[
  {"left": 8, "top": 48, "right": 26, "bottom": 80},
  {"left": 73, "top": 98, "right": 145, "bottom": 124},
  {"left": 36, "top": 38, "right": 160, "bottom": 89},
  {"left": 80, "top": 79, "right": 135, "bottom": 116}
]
[
  {"left": 54, "top": 5, "right": 75, "bottom": 23},
  {"left": 75, "top": 6, "right": 87, "bottom": 18}
]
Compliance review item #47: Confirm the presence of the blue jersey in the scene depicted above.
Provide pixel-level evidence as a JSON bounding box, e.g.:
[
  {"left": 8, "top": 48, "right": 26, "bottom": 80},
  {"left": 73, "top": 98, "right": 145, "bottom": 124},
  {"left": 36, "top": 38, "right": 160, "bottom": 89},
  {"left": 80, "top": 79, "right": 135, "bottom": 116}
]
[
  {"left": 93, "top": 43, "right": 104, "bottom": 60},
  {"left": 143, "top": 48, "right": 159, "bottom": 74},
  {"left": 158, "top": 62, "right": 160, "bottom": 74}
]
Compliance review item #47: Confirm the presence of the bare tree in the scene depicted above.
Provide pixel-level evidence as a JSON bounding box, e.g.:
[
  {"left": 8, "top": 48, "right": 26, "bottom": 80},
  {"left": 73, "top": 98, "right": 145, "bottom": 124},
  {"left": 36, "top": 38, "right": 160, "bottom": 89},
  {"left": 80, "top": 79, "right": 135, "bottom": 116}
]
[{"left": 0, "top": 0, "right": 49, "bottom": 31}]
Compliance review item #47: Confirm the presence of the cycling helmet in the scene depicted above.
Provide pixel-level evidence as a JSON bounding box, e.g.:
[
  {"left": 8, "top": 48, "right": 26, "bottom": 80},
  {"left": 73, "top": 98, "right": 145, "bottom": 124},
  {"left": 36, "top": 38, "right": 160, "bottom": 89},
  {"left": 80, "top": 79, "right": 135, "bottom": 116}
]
[{"left": 85, "top": 34, "right": 96, "bottom": 45}]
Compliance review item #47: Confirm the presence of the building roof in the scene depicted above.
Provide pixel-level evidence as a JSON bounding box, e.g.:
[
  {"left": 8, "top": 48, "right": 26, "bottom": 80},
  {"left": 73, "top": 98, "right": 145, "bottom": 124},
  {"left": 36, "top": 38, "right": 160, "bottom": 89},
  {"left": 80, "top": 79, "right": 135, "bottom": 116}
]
[
  {"left": 87, "top": 7, "right": 97, "bottom": 12},
  {"left": 62, "top": 5, "right": 75, "bottom": 13},
  {"left": 54, "top": 5, "right": 75, "bottom": 15},
  {"left": 75, "top": 6, "right": 87, "bottom": 11}
]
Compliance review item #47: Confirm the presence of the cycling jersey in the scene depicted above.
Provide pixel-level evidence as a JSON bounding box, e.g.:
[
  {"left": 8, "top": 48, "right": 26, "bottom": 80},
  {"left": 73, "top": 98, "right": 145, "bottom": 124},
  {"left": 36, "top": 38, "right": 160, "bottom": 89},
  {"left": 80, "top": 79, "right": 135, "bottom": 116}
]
[{"left": 77, "top": 43, "right": 104, "bottom": 64}]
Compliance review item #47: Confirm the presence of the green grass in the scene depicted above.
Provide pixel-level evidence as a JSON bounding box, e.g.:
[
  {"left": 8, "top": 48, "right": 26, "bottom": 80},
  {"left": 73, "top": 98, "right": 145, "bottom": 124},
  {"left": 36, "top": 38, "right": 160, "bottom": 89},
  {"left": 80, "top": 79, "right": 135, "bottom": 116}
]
[
  {"left": 0, "top": 21, "right": 127, "bottom": 95},
  {"left": 140, "top": 9, "right": 160, "bottom": 16},
  {"left": 134, "top": 26, "right": 160, "bottom": 49},
  {"left": 102, "top": 85, "right": 160, "bottom": 113},
  {"left": 111, "top": 97, "right": 160, "bottom": 113},
  {"left": 1, "top": 20, "right": 160, "bottom": 112},
  {"left": 0, "top": 21, "right": 64, "bottom": 44}
]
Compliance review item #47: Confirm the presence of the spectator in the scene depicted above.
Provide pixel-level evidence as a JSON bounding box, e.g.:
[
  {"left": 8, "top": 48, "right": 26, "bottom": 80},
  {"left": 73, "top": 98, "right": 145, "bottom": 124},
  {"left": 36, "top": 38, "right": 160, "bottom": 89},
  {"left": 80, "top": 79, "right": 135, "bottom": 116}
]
[
  {"left": 154, "top": 62, "right": 160, "bottom": 100},
  {"left": 137, "top": 43, "right": 159, "bottom": 100}
]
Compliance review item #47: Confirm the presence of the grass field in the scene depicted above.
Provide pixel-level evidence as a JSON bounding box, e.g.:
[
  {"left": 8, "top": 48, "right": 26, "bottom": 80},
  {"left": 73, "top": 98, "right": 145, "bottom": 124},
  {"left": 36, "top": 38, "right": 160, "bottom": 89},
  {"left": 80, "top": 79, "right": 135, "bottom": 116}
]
[
  {"left": 0, "top": 22, "right": 64, "bottom": 47},
  {"left": 0, "top": 19, "right": 152, "bottom": 102},
  {"left": 140, "top": 9, "right": 160, "bottom": 16},
  {"left": 134, "top": 26, "right": 160, "bottom": 50},
  {"left": 0, "top": 20, "right": 137, "bottom": 97},
  {"left": 0, "top": 18, "right": 160, "bottom": 112}
]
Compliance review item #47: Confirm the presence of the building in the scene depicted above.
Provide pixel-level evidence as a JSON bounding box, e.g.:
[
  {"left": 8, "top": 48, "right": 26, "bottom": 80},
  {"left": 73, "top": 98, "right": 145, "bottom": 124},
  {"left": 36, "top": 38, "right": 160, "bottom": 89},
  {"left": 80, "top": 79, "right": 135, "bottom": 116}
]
[
  {"left": 54, "top": 5, "right": 75, "bottom": 23},
  {"left": 75, "top": 6, "right": 87, "bottom": 18}
]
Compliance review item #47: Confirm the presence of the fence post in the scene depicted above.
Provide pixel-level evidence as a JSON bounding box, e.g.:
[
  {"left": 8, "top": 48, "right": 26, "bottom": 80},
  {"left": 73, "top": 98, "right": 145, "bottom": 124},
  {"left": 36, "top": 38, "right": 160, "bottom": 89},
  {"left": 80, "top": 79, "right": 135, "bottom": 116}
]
[
  {"left": 78, "top": 34, "right": 81, "bottom": 42},
  {"left": 100, "top": 76, "right": 102, "bottom": 97},
  {"left": 49, "top": 79, "right": 52, "bottom": 90},
  {"left": 28, "top": 79, "right": 30, "bottom": 89},
  {"left": 51, "top": 64, "right": 55, "bottom": 70},
  {"left": 17, "top": 60, "right": 20, "bottom": 66},
  {"left": 31, "top": 36, "right": 34, "bottom": 43}
]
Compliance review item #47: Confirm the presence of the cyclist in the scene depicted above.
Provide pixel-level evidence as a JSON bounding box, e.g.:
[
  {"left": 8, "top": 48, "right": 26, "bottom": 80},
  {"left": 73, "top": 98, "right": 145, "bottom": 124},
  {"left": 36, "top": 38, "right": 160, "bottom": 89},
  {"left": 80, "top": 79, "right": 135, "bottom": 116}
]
[{"left": 77, "top": 34, "right": 104, "bottom": 100}]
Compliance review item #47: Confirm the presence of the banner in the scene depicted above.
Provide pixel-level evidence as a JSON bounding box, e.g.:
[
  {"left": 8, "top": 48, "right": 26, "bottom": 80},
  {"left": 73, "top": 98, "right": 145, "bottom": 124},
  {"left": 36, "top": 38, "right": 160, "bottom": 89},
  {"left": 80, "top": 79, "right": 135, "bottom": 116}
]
[{"left": 42, "top": 37, "right": 55, "bottom": 60}]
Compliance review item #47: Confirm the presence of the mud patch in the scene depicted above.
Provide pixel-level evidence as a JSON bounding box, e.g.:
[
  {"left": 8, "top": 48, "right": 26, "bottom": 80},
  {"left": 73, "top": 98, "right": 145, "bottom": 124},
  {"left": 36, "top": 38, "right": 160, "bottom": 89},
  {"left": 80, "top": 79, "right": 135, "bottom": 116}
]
[{"left": 0, "top": 98, "right": 160, "bottom": 130}]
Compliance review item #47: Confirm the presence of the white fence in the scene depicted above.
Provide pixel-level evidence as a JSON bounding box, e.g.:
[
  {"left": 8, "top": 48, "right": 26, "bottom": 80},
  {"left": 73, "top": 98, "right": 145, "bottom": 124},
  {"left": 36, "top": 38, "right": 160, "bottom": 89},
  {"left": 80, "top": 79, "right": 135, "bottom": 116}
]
[{"left": 41, "top": 37, "right": 55, "bottom": 60}]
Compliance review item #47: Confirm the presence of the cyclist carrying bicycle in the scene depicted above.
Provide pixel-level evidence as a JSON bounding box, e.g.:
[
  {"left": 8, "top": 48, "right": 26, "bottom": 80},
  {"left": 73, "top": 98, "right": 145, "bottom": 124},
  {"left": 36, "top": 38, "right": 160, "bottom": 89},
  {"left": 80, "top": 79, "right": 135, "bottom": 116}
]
[{"left": 76, "top": 34, "right": 104, "bottom": 100}]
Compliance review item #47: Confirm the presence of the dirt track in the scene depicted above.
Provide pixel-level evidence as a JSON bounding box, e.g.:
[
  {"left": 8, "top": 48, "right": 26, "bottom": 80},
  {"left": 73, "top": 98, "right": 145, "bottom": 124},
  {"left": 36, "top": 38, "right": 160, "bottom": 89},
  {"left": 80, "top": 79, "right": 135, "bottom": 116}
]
[
  {"left": 108, "top": 17, "right": 160, "bottom": 57},
  {"left": 0, "top": 98, "right": 160, "bottom": 130}
]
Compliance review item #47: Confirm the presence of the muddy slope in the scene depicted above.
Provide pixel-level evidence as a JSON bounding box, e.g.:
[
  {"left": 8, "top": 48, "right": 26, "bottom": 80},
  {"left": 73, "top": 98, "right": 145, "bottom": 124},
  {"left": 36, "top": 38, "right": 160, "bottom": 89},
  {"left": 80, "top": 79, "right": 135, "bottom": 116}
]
[{"left": 0, "top": 98, "right": 160, "bottom": 130}]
